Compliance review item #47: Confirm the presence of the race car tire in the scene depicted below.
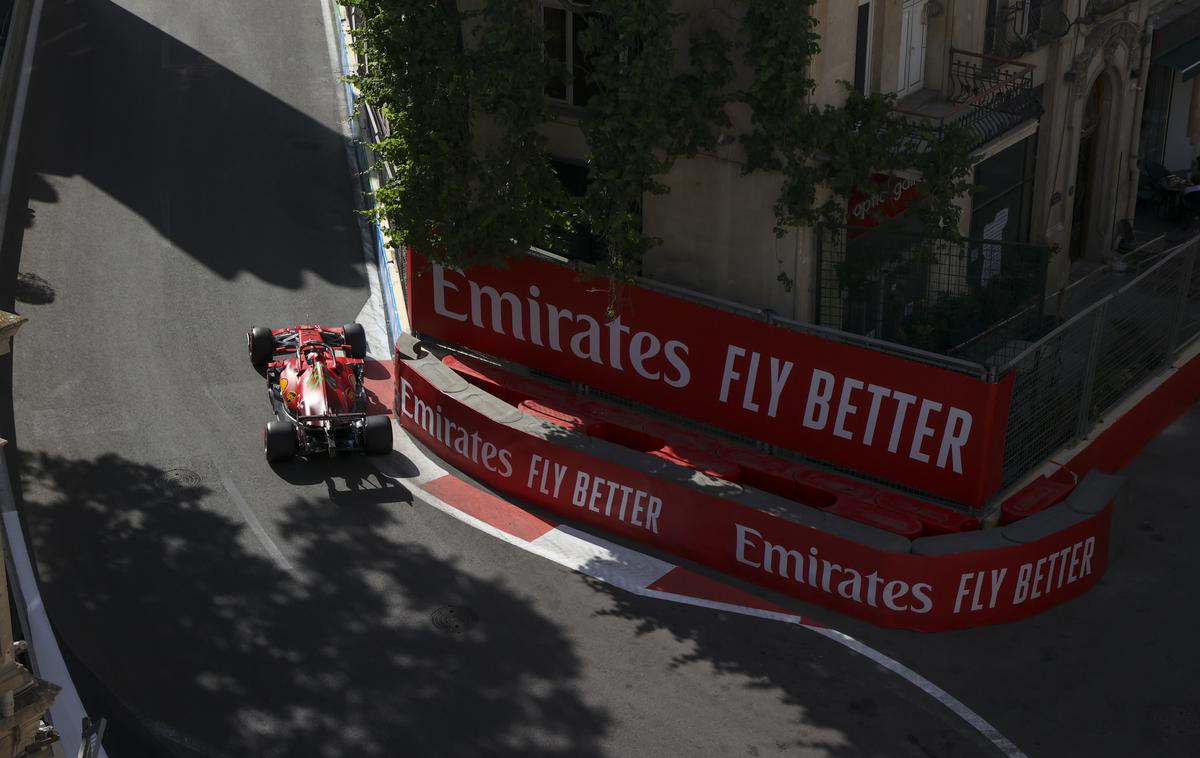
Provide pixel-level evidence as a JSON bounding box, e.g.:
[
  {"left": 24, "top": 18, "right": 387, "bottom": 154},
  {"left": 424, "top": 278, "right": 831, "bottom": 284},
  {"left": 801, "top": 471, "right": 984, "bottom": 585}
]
[
  {"left": 342, "top": 323, "right": 368, "bottom": 360},
  {"left": 248, "top": 327, "right": 275, "bottom": 369},
  {"left": 363, "top": 415, "right": 392, "bottom": 455},
  {"left": 264, "top": 420, "right": 297, "bottom": 462}
]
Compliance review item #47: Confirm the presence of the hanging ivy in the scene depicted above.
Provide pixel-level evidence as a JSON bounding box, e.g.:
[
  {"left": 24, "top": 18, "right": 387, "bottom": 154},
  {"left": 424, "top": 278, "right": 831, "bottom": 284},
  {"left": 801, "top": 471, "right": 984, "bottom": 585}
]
[
  {"left": 809, "top": 85, "right": 977, "bottom": 236},
  {"left": 346, "top": 0, "right": 974, "bottom": 290},
  {"left": 576, "top": 0, "right": 733, "bottom": 283},
  {"left": 740, "top": 2, "right": 975, "bottom": 240},
  {"left": 346, "top": 0, "right": 565, "bottom": 269},
  {"left": 739, "top": 0, "right": 822, "bottom": 234}
]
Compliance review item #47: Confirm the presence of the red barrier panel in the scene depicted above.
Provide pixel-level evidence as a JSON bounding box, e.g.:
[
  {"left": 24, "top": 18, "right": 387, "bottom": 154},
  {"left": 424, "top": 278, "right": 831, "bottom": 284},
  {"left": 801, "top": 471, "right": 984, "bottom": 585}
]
[
  {"left": 999, "top": 477, "right": 1074, "bottom": 525},
  {"left": 407, "top": 251, "right": 1015, "bottom": 507},
  {"left": 396, "top": 358, "right": 1111, "bottom": 631},
  {"left": 442, "top": 353, "right": 973, "bottom": 537}
]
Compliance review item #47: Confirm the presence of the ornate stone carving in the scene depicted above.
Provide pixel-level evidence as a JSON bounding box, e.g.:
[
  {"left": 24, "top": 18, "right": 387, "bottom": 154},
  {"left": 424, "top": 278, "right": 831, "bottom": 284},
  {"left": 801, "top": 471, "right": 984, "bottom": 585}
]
[{"left": 1065, "top": 20, "right": 1142, "bottom": 96}]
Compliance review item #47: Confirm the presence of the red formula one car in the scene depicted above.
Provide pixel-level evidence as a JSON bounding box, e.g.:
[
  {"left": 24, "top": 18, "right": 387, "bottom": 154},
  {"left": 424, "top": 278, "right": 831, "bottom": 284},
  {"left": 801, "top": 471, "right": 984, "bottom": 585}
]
[{"left": 247, "top": 323, "right": 392, "bottom": 462}]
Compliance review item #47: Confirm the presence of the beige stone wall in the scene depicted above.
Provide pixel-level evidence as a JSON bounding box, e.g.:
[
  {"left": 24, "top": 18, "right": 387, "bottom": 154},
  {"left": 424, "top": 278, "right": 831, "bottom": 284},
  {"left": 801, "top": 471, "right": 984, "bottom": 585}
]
[{"left": 525, "top": 0, "right": 1158, "bottom": 316}]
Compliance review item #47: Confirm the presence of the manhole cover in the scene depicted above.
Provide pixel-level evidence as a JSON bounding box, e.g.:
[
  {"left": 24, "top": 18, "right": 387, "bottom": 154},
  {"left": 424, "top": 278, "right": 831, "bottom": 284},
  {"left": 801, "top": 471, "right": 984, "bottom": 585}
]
[
  {"left": 430, "top": 606, "right": 477, "bottom": 635},
  {"left": 158, "top": 468, "right": 201, "bottom": 490}
]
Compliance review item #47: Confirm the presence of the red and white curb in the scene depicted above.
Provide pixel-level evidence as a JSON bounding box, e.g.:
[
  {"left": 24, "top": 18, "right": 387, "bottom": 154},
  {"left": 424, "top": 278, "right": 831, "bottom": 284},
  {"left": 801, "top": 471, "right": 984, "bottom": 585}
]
[{"left": 373, "top": 414, "right": 1027, "bottom": 758}]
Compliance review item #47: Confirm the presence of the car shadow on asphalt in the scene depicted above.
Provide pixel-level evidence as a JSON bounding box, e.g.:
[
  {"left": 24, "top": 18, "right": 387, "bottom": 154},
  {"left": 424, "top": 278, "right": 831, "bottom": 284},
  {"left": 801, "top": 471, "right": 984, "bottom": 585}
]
[
  {"left": 270, "top": 455, "right": 414, "bottom": 508},
  {"left": 12, "top": 448, "right": 612, "bottom": 758}
]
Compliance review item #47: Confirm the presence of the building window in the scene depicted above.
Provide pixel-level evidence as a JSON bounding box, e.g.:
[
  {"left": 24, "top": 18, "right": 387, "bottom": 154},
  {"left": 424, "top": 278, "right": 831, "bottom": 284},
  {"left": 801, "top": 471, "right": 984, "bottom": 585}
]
[
  {"left": 854, "top": 0, "right": 873, "bottom": 95},
  {"left": 969, "top": 134, "right": 1038, "bottom": 284},
  {"left": 985, "top": 1, "right": 1055, "bottom": 57},
  {"left": 897, "top": 0, "right": 928, "bottom": 97},
  {"left": 1138, "top": 64, "right": 1173, "bottom": 167},
  {"left": 543, "top": 4, "right": 596, "bottom": 108}
]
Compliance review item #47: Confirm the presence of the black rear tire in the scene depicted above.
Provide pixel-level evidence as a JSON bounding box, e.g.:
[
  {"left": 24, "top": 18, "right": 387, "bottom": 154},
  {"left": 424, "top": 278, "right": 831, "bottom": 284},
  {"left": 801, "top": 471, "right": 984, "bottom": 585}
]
[
  {"left": 363, "top": 415, "right": 392, "bottom": 455},
  {"left": 264, "top": 420, "right": 297, "bottom": 462},
  {"left": 342, "top": 322, "right": 367, "bottom": 360},
  {"left": 248, "top": 327, "right": 274, "bottom": 369}
]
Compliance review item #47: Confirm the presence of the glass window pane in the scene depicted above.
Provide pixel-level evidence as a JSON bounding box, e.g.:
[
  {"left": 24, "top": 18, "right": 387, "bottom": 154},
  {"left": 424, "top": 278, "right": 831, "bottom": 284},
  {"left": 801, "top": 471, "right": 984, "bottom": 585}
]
[
  {"left": 854, "top": 2, "right": 870, "bottom": 94},
  {"left": 544, "top": 7, "right": 567, "bottom": 100},
  {"left": 572, "top": 13, "right": 594, "bottom": 107}
]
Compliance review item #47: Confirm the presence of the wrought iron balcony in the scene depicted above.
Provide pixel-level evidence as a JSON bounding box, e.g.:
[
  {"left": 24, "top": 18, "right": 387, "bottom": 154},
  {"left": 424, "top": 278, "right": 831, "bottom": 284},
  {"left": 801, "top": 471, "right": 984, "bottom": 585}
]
[
  {"left": 1082, "top": 0, "right": 1136, "bottom": 23},
  {"left": 895, "top": 49, "right": 1042, "bottom": 155},
  {"left": 984, "top": 0, "right": 1070, "bottom": 59}
]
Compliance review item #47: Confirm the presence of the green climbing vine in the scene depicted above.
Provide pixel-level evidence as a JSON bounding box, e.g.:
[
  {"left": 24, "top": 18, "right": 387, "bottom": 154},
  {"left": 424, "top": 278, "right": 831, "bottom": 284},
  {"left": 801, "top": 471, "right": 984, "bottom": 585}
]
[
  {"left": 740, "top": 0, "right": 976, "bottom": 239},
  {"left": 346, "top": 0, "right": 975, "bottom": 289},
  {"left": 346, "top": 0, "right": 565, "bottom": 269},
  {"left": 576, "top": 0, "right": 733, "bottom": 282}
]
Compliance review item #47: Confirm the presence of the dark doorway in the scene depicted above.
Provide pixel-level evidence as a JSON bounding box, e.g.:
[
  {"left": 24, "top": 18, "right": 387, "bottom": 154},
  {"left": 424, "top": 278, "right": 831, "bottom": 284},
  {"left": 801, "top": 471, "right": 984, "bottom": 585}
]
[{"left": 1070, "top": 76, "right": 1106, "bottom": 260}]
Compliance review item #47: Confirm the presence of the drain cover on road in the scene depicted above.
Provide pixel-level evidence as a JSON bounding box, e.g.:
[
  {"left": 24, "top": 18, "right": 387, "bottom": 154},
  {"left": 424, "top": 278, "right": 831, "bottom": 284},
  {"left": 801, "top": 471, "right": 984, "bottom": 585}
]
[
  {"left": 430, "top": 606, "right": 478, "bottom": 635},
  {"left": 158, "top": 468, "right": 202, "bottom": 490}
]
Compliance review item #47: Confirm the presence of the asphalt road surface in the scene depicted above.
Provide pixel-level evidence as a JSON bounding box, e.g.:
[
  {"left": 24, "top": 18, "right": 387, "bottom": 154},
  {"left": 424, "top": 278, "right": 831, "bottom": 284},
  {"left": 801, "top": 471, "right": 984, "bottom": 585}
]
[{"left": 1, "top": 1, "right": 1196, "bottom": 757}]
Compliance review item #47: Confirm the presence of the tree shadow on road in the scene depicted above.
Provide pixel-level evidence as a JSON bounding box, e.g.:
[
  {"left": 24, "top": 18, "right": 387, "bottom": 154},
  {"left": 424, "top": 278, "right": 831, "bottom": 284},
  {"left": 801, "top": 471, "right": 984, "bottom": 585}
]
[
  {"left": 573, "top": 550, "right": 1000, "bottom": 758},
  {"left": 15, "top": 449, "right": 610, "bottom": 758}
]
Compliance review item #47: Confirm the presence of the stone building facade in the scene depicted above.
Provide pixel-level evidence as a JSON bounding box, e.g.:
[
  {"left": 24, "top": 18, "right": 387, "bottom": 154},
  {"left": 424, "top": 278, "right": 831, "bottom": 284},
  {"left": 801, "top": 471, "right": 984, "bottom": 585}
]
[{"left": 536, "top": 1, "right": 1183, "bottom": 330}]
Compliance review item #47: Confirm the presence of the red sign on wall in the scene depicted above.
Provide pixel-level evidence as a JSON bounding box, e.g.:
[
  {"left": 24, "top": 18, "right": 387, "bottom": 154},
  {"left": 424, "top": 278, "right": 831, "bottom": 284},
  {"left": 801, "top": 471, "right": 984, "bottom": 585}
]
[
  {"left": 846, "top": 173, "right": 923, "bottom": 233},
  {"left": 406, "top": 251, "right": 1014, "bottom": 506},
  {"left": 396, "top": 361, "right": 1109, "bottom": 631}
]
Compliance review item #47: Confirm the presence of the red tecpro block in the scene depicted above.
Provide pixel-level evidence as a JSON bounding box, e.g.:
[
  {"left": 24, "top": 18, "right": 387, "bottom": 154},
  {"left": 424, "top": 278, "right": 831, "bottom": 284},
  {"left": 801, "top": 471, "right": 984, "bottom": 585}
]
[
  {"left": 649, "top": 444, "right": 743, "bottom": 483},
  {"left": 574, "top": 399, "right": 652, "bottom": 432},
  {"left": 999, "top": 476, "right": 1075, "bottom": 525},
  {"left": 441, "top": 351, "right": 969, "bottom": 535},
  {"left": 874, "top": 491, "right": 980, "bottom": 535},
  {"left": 517, "top": 399, "right": 591, "bottom": 431},
  {"left": 440, "top": 354, "right": 527, "bottom": 405},
  {"left": 641, "top": 419, "right": 729, "bottom": 457},
  {"left": 796, "top": 469, "right": 882, "bottom": 501},
  {"left": 827, "top": 499, "right": 924, "bottom": 540},
  {"left": 728, "top": 463, "right": 839, "bottom": 509}
]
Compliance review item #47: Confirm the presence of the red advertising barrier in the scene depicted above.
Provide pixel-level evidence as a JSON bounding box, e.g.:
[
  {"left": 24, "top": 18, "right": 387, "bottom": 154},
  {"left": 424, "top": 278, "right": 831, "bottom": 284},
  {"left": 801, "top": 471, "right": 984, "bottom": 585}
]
[
  {"left": 406, "top": 251, "right": 1016, "bottom": 507},
  {"left": 395, "top": 357, "right": 1110, "bottom": 631}
]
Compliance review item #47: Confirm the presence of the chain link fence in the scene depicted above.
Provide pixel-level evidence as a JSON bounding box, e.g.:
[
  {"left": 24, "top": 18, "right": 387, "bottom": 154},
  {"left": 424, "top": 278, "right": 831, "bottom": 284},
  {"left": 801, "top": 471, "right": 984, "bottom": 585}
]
[
  {"left": 998, "top": 236, "right": 1200, "bottom": 486},
  {"left": 815, "top": 226, "right": 1050, "bottom": 363}
]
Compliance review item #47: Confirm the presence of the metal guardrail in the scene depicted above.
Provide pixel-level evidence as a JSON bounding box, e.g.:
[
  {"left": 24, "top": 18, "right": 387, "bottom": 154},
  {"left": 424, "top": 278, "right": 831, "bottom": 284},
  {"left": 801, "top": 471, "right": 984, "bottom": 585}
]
[{"left": 997, "top": 234, "right": 1200, "bottom": 486}]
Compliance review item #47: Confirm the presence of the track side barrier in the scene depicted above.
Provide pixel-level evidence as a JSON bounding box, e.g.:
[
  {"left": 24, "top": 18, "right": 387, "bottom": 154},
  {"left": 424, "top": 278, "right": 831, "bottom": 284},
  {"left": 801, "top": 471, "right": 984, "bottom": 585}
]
[
  {"left": 394, "top": 335, "right": 1120, "bottom": 632},
  {"left": 404, "top": 251, "right": 1014, "bottom": 508}
]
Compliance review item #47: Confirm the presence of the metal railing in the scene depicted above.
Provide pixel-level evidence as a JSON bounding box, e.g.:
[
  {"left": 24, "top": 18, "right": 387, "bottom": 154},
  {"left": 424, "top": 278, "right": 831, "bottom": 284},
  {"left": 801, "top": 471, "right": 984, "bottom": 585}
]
[
  {"left": 997, "top": 235, "right": 1200, "bottom": 486},
  {"left": 896, "top": 49, "right": 1041, "bottom": 153},
  {"left": 984, "top": 0, "right": 1071, "bottom": 59}
]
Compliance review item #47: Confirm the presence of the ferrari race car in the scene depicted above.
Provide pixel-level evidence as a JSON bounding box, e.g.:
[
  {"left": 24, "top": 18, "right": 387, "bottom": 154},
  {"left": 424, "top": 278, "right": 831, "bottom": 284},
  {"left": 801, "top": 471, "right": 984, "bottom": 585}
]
[{"left": 247, "top": 323, "right": 393, "bottom": 462}]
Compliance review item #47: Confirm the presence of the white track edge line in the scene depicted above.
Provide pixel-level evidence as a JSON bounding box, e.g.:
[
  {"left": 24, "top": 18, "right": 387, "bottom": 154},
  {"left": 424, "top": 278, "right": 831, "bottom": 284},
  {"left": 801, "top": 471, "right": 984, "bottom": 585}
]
[
  {"left": 1, "top": 2, "right": 104, "bottom": 755},
  {"left": 219, "top": 476, "right": 294, "bottom": 573},
  {"left": 2, "top": 510, "right": 102, "bottom": 758}
]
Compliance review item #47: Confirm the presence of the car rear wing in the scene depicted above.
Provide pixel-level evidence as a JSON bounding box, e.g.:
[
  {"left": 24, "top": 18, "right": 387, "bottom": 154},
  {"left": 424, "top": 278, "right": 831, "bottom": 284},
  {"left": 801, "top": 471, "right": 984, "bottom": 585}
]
[{"left": 296, "top": 412, "right": 368, "bottom": 424}]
